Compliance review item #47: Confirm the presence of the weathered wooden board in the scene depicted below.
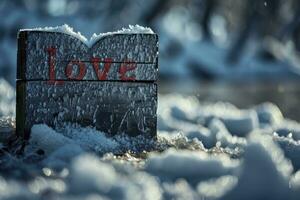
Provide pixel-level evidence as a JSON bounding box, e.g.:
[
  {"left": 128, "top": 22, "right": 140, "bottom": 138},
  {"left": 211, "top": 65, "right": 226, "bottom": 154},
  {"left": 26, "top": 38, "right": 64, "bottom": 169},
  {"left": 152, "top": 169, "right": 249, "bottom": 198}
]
[
  {"left": 17, "top": 31, "right": 158, "bottom": 81},
  {"left": 18, "top": 61, "right": 157, "bottom": 81},
  {"left": 17, "top": 81, "right": 157, "bottom": 139},
  {"left": 16, "top": 29, "right": 158, "bottom": 139}
]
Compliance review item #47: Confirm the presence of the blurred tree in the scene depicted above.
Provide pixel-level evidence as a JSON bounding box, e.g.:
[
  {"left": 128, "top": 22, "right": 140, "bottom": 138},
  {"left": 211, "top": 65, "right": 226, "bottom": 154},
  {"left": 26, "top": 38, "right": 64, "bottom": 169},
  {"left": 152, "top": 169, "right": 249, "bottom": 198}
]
[
  {"left": 226, "top": 0, "right": 280, "bottom": 64},
  {"left": 200, "top": 0, "right": 216, "bottom": 40},
  {"left": 141, "top": 0, "right": 171, "bottom": 26}
]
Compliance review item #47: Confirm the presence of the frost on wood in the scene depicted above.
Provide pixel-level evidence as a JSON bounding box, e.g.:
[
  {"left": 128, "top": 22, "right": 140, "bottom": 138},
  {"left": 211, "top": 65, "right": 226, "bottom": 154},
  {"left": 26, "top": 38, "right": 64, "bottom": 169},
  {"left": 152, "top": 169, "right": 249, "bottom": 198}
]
[
  {"left": 16, "top": 25, "right": 158, "bottom": 138},
  {"left": 21, "top": 24, "right": 154, "bottom": 47},
  {"left": 17, "top": 29, "right": 158, "bottom": 81},
  {"left": 18, "top": 81, "right": 157, "bottom": 138}
]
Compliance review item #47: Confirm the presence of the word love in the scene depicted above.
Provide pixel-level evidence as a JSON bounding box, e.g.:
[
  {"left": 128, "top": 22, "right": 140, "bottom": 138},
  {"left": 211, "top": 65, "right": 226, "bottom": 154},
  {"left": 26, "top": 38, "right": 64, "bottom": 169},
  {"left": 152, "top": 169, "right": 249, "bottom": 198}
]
[{"left": 47, "top": 47, "right": 137, "bottom": 84}]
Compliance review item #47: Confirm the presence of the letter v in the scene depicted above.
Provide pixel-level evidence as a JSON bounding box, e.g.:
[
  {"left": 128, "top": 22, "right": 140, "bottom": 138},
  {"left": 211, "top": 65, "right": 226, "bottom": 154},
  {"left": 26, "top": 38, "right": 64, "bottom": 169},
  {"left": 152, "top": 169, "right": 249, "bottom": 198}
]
[{"left": 91, "top": 57, "right": 112, "bottom": 80}]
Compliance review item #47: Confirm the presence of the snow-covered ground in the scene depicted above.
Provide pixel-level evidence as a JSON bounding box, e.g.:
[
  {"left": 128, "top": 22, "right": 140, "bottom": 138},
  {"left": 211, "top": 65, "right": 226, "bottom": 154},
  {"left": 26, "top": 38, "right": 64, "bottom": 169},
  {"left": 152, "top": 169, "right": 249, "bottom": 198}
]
[{"left": 1, "top": 79, "right": 300, "bottom": 199}]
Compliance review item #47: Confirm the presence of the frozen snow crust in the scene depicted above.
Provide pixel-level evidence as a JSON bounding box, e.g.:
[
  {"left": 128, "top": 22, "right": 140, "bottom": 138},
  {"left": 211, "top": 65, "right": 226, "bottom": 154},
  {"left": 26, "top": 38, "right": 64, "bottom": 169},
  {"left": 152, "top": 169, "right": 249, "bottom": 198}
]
[
  {"left": 21, "top": 24, "right": 154, "bottom": 47},
  {"left": 1, "top": 93, "right": 300, "bottom": 199}
]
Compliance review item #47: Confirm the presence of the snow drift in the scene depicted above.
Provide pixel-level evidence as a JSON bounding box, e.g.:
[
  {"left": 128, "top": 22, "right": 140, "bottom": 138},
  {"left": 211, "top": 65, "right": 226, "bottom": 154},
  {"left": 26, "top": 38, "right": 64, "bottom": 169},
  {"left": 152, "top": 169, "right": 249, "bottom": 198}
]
[{"left": 1, "top": 88, "right": 300, "bottom": 199}]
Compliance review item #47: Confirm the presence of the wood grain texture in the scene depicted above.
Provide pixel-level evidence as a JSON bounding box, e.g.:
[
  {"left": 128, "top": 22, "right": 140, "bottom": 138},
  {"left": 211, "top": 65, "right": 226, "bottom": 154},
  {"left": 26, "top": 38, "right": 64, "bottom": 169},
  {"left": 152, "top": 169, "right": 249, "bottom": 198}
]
[{"left": 17, "top": 81, "right": 157, "bottom": 138}]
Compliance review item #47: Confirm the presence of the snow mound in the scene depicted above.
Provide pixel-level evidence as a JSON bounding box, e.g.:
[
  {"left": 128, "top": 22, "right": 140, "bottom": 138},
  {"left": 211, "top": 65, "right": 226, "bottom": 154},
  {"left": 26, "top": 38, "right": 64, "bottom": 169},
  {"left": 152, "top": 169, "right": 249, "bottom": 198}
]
[
  {"left": 254, "top": 102, "right": 284, "bottom": 125},
  {"left": 43, "top": 144, "right": 84, "bottom": 169},
  {"left": 29, "top": 124, "right": 75, "bottom": 155},
  {"left": 197, "top": 175, "right": 238, "bottom": 199},
  {"left": 58, "top": 124, "right": 119, "bottom": 153},
  {"left": 68, "top": 154, "right": 162, "bottom": 200},
  {"left": 69, "top": 154, "right": 117, "bottom": 194},
  {"left": 21, "top": 24, "right": 154, "bottom": 47},
  {"left": 219, "top": 110, "right": 259, "bottom": 137},
  {"left": 0, "top": 177, "right": 33, "bottom": 199},
  {"left": 0, "top": 79, "right": 15, "bottom": 117},
  {"left": 273, "top": 133, "right": 300, "bottom": 170},
  {"left": 184, "top": 124, "right": 215, "bottom": 148},
  {"left": 290, "top": 170, "right": 300, "bottom": 199},
  {"left": 162, "top": 179, "right": 199, "bottom": 199},
  {"left": 274, "top": 119, "right": 300, "bottom": 140},
  {"left": 145, "top": 148, "right": 239, "bottom": 185},
  {"left": 208, "top": 118, "right": 247, "bottom": 149},
  {"left": 224, "top": 132, "right": 292, "bottom": 200},
  {"left": 0, "top": 117, "right": 15, "bottom": 142},
  {"left": 26, "top": 123, "right": 170, "bottom": 167},
  {"left": 159, "top": 95, "right": 259, "bottom": 137},
  {"left": 28, "top": 124, "right": 119, "bottom": 156}
]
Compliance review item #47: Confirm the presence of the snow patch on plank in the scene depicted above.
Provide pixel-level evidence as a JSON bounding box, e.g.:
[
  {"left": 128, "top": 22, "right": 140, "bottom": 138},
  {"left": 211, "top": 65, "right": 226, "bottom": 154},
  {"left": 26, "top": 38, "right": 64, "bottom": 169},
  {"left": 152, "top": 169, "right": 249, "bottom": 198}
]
[{"left": 21, "top": 24, "right": 154, "bottom": 47}]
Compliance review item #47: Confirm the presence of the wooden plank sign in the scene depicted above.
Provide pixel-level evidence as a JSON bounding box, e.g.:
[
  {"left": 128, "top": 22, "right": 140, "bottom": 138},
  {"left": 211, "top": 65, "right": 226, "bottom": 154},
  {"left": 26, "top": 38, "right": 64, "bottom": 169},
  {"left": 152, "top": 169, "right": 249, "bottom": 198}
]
[{"left": 16, "top": 28, "right": 158, "bottom": 139}]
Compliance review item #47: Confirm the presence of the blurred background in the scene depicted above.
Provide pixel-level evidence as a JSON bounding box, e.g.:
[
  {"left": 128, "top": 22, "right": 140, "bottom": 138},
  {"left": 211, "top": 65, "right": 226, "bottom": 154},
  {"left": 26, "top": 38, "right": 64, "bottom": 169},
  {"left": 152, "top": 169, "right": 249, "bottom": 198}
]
[{"left": 1, "top": 0, "right": 300, "bottom": 120}]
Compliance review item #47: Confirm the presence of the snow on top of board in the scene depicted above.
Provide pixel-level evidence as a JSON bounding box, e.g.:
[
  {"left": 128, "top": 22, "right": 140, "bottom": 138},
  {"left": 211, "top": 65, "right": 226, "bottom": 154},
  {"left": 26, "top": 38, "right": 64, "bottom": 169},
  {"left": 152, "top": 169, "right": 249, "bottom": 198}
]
[{"left": 21, "top": 24, "right": 154, "bottom": 47}]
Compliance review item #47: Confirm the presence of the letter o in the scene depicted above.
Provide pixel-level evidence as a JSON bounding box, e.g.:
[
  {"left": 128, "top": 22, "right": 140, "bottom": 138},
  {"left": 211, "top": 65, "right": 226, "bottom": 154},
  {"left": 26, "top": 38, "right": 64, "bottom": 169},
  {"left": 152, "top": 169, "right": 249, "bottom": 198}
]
[{"left": 65, "top": 61, "right": 87, "bottom": 80}]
